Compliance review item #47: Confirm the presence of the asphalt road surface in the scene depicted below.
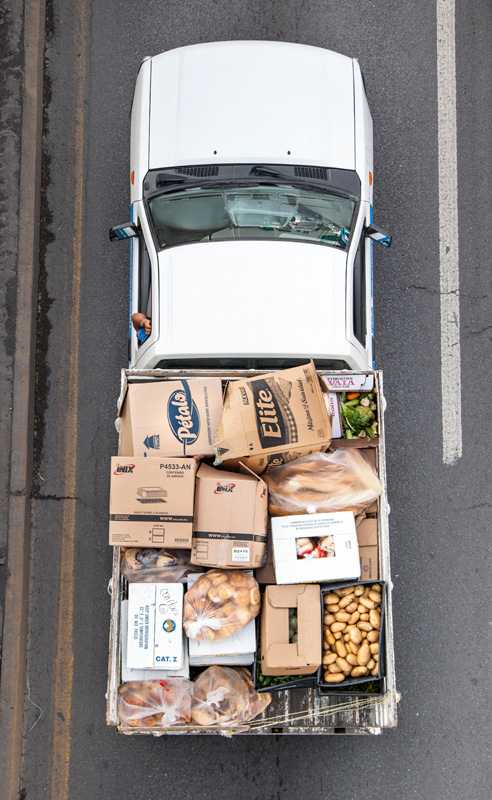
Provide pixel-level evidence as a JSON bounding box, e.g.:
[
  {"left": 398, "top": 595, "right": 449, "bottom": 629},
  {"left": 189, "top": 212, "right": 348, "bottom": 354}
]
[{"left": 5, "top": 0, "right": 492, "bottom": 797}]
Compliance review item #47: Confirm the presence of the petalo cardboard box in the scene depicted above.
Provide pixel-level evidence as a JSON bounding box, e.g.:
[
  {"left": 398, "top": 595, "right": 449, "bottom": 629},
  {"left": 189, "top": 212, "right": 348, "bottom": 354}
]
[
  {"left": 214, "top": 361, "right": 332, "bottom": 475},
  {"left": 191, "top": 464, "right": 268, "bottom": 569},
  {"left": 119, "top": 378, "right": 223, "bottom": 458},
  {"left": 109, "top": 456, "right": 196, "bottom": 548},
  {"left": 271, "top": 511, "right": 360, "bottom": 584},
  {"left": 261, "top": 584, "right": 321, "bottom": 676}
]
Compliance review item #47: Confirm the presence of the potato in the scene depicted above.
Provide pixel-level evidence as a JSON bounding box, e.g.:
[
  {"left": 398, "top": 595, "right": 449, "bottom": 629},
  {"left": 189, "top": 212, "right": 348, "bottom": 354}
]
[
  {"left": 322, "top": 652, "right": 337, "bottom": 665},
  {"left": 331, "top": 622, "right": 346, "bottom": 633},
  {"left": 335, "top": 640, "right": 347, "bottom": 658},
  {"left": 336, "top": 657, "right": 351, "bottom": 674},
  {"left": 340, "top": 587, "right": 354, "bottom": 596},
  {"left": 326, "top": 632, "right": 336, "bottom": 645},
  {"left": 345, "top": 602, "right": 358, "bottom": 614},
  {"left": 348, "top": 611, "right": 360, "bottom": 625},
  {"left": 346, "top": 654, "right": 358, "bottom": 666},
  {"left": 326, "top": 603, "right": 340, "bottom": 613},
  {"left": 361, "top": 631, "right": 368, "bottom": 639},
  {"left": 357, "top": 621, "right": 373, "bottom": 632},
  {"left": 343, "top": 634, "right": 350, "bottom": 642},
  {"left": 339, "top": 594, "right": 355, "bottom": 609},
  {"left": 371, "top": 665, "right": 379, "bottom": 676},
  {"left": 349, "top": 627, "right": 362, "bottom": 645},
  {"left": 367, "top": 630, "right": 380, "bottom": 643},
  {"left": 369, "top": 642, "right": 379, "bottom": 656},
  {"left": 351, "top": 666, "right": 369, "bottom": 678},
  {"left": 369, "top": 609, "right": 381, "bottom": 629},
  {"left": 360, "top": 613, "right": 370, "bottom": 621},
  {"left": 334, "top": 632, "right": 342, "bottom": 640},
  {"left": 348, "top": 641, "right": 360, "bottom": 655},
  {"left": 324, "top": 613, "right": 336, "bottom": 625},
  {"left": 371, "top": 584, "right": 380, "bottom": 592},
  {"left": 324, "top": 593, "right": 339, "bottom": 604},
  {"left": 359, "top": 597, "right": 376, "bottom": 610},
  {"left": 324, "top": 672, "right": 345, "bottom": 683},
  {"left": 328, "top": 662, "right": 342, "bottom": 674},
  {"left": 357, "top": 642, "right": 371, "bottom": 666},
  {"left": 367, "top": 658, "right": 376, "bottom": 670},
  {"left": 354, "top": 586, "right": 364, "bottom": 597},
  {"left": 334, "top": 611, "right": 351, "bottom": 622},
  {"left": 368, "top": 590, "right": 381, "bottom": 603}
]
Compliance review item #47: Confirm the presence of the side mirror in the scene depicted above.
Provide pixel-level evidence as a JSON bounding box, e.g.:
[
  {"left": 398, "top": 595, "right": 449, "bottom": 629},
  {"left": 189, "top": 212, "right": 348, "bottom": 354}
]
[
  {"left": 365, "top": 224, "right": 391, "bottom": 247},
  {"left": 109, "top": 223, "right": 139, "bottom": 242}
]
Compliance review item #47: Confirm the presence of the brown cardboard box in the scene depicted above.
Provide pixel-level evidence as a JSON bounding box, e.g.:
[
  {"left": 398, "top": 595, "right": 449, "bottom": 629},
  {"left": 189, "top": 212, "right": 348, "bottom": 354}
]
[
  {"left": 356, "top": 518, "right": 378, "bottom": 548},
  {"left": 119, "top": 378, "right": 223, "bottom": 458},
  {"left": 191, "top": 464, "right": 268, "bottom": 569},
  {"left": 109, "top": 457, "right": 196, "bottom": 548},
  {"left": 261, "top": 584, "right": 321, "bottom": 676},
  {"left": 214, "top": 361, "right": 332, "bottom": 475},
  {"left": 359, "top": 546, "right": 379, "bottom": 580},
  {"left": 255, "top": 526, "right": 276, "bottom": 584}
]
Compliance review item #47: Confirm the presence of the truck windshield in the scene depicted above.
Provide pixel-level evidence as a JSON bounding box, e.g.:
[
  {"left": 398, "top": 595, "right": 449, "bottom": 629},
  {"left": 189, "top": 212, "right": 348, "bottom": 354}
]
[{"left": 147, "top": 184, "right": 356, "bottom": 250}]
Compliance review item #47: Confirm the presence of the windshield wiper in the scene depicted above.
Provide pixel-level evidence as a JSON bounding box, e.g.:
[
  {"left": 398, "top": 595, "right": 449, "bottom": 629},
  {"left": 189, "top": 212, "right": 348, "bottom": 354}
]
[{"left": 249, "top": 166, "right": 285, "bottom": 178}]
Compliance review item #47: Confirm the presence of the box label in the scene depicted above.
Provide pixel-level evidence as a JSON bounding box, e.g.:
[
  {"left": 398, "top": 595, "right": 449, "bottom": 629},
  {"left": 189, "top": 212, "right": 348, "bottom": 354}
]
[
  {"left": 232, "top": 547, "right": 250, "bottom": 562},
  {"left": 250, "top": 378, "right": 297, "bottom": 447}
]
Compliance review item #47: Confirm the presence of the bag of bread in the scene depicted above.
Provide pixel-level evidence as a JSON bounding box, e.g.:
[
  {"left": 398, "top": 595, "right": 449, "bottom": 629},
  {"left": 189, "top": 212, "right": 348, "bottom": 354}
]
[
  {"left": 118, "top": 679, "right": 193, "bottom": 728},
  {"left": 191, "top": 666, "right": 271, "bottom": 727},
  {"left": 266, "top": 449, "right": 382, "bottom": 516},
  {"left": 121, "top": 547, "right": 202, "bottom": 583},
  {"left": 183, "top": 569, "right": 261, "bottom": 641}
]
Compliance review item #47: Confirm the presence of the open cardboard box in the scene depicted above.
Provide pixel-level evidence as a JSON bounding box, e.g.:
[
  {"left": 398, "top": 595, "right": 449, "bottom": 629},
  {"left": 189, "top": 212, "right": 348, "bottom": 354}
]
[
  {"left": 260, "top": 584, "right": 321, "bottom": 676},
  {"left": 322, "top": 374, "right": 380, "bottom": 450}
]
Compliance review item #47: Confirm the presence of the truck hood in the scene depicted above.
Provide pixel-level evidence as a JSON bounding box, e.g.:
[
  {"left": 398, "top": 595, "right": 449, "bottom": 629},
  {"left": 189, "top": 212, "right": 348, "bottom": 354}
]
[
  {"left": 149, "top": 41, "right": 356, "bottom": 170},
  {"left": 155, "top": 241, "right": 352, "bottom": 360}
]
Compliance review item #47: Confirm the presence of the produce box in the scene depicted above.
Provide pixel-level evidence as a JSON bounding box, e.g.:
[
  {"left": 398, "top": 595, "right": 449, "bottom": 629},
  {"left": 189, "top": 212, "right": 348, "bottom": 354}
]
[
  {"left": 317, "top": 581, "right": 386, "bottom": 692},
  {"left": 322, "top": 374, "right": 380, "bottom": 449},
  {"left": 260, "top": 584, "right": 321, "bottom": 676}
]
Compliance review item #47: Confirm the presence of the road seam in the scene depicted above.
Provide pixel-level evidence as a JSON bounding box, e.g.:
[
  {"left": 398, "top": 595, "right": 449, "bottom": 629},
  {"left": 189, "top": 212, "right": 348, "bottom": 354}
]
[{"left": 0, "top": 2, "right": 47, "bottom": 800}]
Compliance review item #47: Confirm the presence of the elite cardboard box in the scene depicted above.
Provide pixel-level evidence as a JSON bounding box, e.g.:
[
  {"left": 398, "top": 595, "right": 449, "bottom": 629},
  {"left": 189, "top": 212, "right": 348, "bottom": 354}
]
[
  {"left": 271, "top": 511, "right": 360, "bottom": 584},
  {"left": 261, "top": 584, "right": 321, "bottom": 676},
  {"left": 214, "top": 361, "right": 332, "bottom": 475},
  {"left": 126, "top": 583, "right": 184, "bottom": 670},
  {"left": 191, "top": 463, "right": 268, "bottom": 569},
  {"left": 109, "top": 456, "right": 196, "bottom": 548},
  {"left": 119, "top": 378, "right": 223, "bottom": 458}
]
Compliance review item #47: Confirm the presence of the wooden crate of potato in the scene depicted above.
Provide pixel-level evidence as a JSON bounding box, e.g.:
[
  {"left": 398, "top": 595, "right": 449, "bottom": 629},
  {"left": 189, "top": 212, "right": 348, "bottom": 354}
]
[{"left": 318, "top": 581, "right": 385, "bottom": 690}]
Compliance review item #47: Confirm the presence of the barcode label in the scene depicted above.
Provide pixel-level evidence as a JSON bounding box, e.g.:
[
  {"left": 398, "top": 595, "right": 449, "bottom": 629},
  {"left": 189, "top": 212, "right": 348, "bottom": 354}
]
[{"left": 232, "top": 547, "right": 250, "bottom": 562}]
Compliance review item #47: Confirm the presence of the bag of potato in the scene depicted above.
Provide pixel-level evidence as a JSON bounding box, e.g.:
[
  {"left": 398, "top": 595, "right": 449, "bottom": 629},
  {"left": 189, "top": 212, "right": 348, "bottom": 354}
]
[
  {"left": 265, "top": 449, "right": 382, "bottom": 516},
  {"left": 191, "top": 666, "right": 271, "bottom": 727},
  {"left": 121, "top": 547, "right": 202, "bottom": 583},
  {"left": 183, "top": 569, "right": 261, "bottom": 641},
  {"left": 118, "top": 679, "right": 193, "bottom": 728}
]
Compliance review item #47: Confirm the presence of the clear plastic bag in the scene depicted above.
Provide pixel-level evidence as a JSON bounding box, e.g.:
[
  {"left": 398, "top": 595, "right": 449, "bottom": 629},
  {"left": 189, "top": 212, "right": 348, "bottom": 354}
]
[
  {"left": 121, "top": 548, "right": 203, "bottom": 583},
  {"left": 118, "top": 679, "right": 193, "bottom": 728},
  {"left": 266, "top": 449, "right": 382, "bottom": 516},
  {"left": 183, "top": 569, "right": 261, "bottom": 641},
  {"left": 191, "top": 666, "right": 271, "bottom": 727}
]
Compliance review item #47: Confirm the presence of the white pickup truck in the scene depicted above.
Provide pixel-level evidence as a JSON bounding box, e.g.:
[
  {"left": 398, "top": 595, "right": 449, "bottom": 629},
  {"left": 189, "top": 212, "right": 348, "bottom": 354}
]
[
  {"left": 107, "top": 42, "right": 397, "bottom": 734},
  {"left": 110, "top": 41, "right": 391, "bottom": 373}
]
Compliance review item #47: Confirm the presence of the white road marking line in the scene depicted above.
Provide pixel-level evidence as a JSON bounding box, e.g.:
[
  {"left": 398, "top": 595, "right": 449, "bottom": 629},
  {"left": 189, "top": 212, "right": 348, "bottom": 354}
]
[{"left": 437, "top": 0, "right": 462, "bottom": 465}]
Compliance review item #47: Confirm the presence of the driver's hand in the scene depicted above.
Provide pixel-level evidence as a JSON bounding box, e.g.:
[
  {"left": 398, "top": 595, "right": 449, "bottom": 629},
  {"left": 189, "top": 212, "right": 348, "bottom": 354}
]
[{"left": 143, "top": 317, "right": 152, "bottom": 335}]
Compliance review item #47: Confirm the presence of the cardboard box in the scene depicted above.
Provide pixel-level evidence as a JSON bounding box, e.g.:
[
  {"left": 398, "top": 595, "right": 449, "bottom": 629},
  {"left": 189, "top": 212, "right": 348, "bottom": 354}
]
[
  {"left": 121, "top": 600, "right": 190, "bottom": 680},
  {"left": 255, "top": 525, "right": 276, "bottom": 584},
  {"left": 261, "top": 584, "right": 321, "bottom": 676},
  {"left": 271, "top": 512, "right": 360, "bottom": 585},
  {"left": 324, "top": 392, "right": 343, "bottom": 438},
  {"left": 321, "top": 374, "right": 379, "bottom": 450},
  {"left": 359, "top": 545, "right": 379, "bottom": 580},
  {"left": 119, "top": 378, "right": 223, "bottom": 458},
  {"left": 214, "top": 361, "right": 332, "bottom": 475},
  {"left": 191, "top": 464, "right": 268, "bottom": 569},
  {"left": 126, "top": 583, "right": 184, "bottom": 670},
  {"left": 109, "top": 456, "right": 196, "bottom": 548},
  {"left": 153, "top": 583, "right": 184, "bottom": 669},
  {"left": 356, "top": 518, "right": 378, "bottom": 548}
]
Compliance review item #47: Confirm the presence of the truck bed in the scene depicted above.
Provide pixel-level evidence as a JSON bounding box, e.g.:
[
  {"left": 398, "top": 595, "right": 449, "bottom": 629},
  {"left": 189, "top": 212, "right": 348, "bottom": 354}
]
[{"left": 106, "top": 368, "right": 398, "bottom": 734}]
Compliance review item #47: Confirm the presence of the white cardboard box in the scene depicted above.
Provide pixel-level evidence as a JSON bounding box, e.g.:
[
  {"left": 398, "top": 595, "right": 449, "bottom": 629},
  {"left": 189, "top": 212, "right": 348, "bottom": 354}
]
[
  {"left": 126, "top": 583, "right": 184, "bottom": 670},
  {"left": 271, "top": 511, "right": 361, "bottom": 584},
  {"left": 121, "top": 600, "right": 189, "bottom": 680},
  {"left": 186, "top": 573, "right": 256, "bottom": 665}
]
